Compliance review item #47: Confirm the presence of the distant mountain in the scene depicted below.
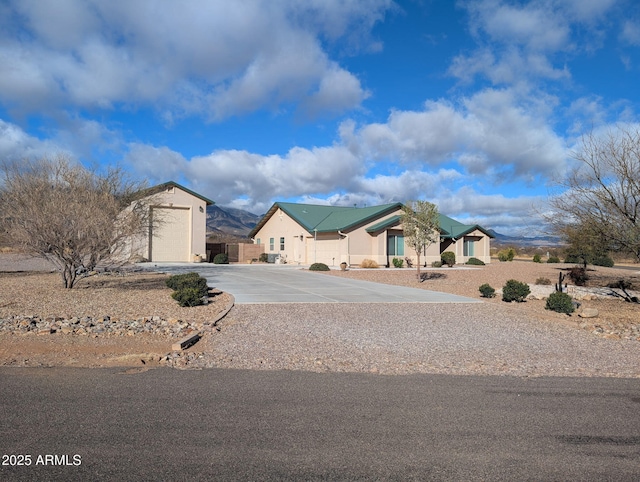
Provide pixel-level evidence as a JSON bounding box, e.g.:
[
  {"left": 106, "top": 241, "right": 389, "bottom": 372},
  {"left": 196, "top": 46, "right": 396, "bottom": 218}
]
[
  {"left": 206, "top": 205, "right": 261, "bottom": 238},
  {"left": 487, "top": 229, "right": 563, "bottom": 247}
]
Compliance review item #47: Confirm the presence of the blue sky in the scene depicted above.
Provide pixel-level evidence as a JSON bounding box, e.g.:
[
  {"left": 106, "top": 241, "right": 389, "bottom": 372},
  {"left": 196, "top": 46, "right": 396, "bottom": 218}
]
[{"left": 1, "top": 0, "right": 639, "bottom": 235}]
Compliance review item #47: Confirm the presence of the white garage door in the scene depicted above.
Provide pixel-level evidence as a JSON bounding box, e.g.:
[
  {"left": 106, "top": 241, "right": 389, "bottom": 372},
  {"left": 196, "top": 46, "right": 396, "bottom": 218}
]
[{"left": 151, "top": 207, "right": 190, "bottom": 262}]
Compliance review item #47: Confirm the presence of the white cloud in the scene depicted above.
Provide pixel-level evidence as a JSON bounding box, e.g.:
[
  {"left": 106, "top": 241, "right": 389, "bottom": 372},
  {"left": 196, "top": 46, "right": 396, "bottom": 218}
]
[
  {"left": 0, "top": 0, "right": 392, "bottom": 120},
  {"left": 0, "top": 119, "right": 69, "bottom": 161},
  {"left": 348, "top": 88, "right": 567, "bottom": 180},
  {"left": 453, "top": 0, "right": 618, "bottom": 87}
]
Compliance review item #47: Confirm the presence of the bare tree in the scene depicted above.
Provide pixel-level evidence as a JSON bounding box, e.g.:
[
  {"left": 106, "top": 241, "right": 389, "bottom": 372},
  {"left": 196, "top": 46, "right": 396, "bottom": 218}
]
[
  {"left": 548, "top": 126, "right": 640, "bottom": 262},
  {"left": 0, "top": 156, "right": 155, "bottom": 288},
  {"left": 401, "top": 200, "right": 440, "bottom": 281}
]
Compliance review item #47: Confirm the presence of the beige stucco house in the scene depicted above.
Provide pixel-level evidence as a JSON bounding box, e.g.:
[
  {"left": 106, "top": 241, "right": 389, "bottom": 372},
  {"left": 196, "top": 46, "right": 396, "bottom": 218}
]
[
  {"left": 127, "top": 181, "right": 213, "bottom": 262},
  {"left": 248, "top": 202, "right": 493, "bottom": 267}
]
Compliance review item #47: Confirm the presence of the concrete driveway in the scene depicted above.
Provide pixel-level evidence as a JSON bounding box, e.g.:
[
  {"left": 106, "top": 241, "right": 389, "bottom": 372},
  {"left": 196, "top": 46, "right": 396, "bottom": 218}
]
[{"left": 152, "top": 263, "right": 480, "bottom": 304}]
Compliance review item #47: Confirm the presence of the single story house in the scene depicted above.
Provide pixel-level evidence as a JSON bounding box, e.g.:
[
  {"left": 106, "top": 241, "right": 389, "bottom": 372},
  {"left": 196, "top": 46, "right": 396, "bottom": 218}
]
[
  {"left": 127, "top": 181, "right": 214, "bottom": 262},
  {"left": 248, "top": 202, "right": 493, "bottom": 266}
]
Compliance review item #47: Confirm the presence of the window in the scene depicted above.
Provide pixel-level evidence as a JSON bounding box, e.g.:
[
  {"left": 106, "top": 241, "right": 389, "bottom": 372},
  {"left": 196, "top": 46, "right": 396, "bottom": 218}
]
[
  {"left": 269, "top": 238, "right": 274, "bottom": 251},
  {"left": 256, "top": 238, "right": 261, "bottom": 245},
  {"left": 388, "top": 235, "right": 404, "bottom": 256},
  {"left": 280, "top": 237, "right": 285, "bottom": 251},
  {"left": 463, "top": 239, "right": 475, "bottom": 256}
]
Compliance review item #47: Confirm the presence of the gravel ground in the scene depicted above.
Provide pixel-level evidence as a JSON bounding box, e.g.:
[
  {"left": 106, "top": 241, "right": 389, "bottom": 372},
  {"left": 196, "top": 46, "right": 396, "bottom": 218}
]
[
  {"left": 1, "top": 253, "right": 639, "bottom": 376},
  {"left": 196, "top": 301, "right": 640, "bottom": 377}
]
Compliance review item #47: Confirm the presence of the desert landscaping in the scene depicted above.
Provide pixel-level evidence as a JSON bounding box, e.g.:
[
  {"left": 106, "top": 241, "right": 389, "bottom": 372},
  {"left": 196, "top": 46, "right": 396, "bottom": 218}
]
[{"left": 0, "top": 252, "right": 638, "bottom": 372}]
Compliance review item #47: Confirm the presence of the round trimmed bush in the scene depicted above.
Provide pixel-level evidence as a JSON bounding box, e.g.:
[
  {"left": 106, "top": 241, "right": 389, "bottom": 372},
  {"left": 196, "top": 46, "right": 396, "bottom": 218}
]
[
  {"left": 532, "top": 254, "right": 542, "bottom": 263},
  {"left": 166, "top": 272, "right": 201, "bottom": 291},
  {"left": 466, "top": 257, "right": 485, "bottom": 265},
  {"left": 213, "top": 253, "right": 229, "bottom": 264},
  {"left": 593, "top": 255, "right": 614, "bottom": 267},
  {"left": 479, "top": 283, "right": 496, "bottom": 298},
  {"left": 309, "top": 262, "right": 330, "bottom": 271},
  {"left": 441, "top": 251, "right": 456, "bottom": 267},
  {"left": 392, "top": 257, "right": 404, "bottom": 268},
  {"left": 546, "top": 291, "right": 575, "bottom": 314},
  {"left": 258, "top": 253, "right": 268, "bottom": 263},
  {"left": 171, "top": 287, "right": 205, "bottom": 307},
  {"left": 547, "top": 256, "right": 561, "bottom": 263},
  {"left": 502, "top": 279, "right": 530, "bottom": 302}
]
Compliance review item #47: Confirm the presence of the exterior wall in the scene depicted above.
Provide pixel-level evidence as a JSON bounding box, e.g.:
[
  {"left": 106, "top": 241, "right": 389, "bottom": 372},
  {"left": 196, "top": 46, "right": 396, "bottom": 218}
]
[
  {"left": 439, "top": 229, "right": 492, "bottom": 265},
  {"left": 251, "top": 206, "right": 492, "bottom": 266},
  {"left": 252, "top": 208, "right": 309, "bottom": 264},
  {"left": 129, "top": 186, "right": 208, "bottom": 262}
]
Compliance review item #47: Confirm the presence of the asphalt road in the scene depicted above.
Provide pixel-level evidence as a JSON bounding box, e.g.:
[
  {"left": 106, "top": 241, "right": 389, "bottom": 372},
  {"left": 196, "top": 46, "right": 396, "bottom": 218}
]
[
  {"left": 1, "top": 368, "right": 639, "bottom": 481},
  {"left": 153, "top": 263, "right": 480, "bottom": 303}
]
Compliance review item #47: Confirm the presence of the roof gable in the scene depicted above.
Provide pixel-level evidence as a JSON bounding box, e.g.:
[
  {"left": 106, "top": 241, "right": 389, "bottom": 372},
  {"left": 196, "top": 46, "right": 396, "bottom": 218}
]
[
  {"left": 439, "top": 213, "right": 494, "bottom": 239},
  {"left": 145, "top": 181, "right": 214, "bottom": 205}
]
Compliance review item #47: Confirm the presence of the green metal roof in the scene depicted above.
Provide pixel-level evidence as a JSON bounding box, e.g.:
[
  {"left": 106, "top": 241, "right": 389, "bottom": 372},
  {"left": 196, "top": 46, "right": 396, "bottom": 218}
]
[
  {"left": 366, "top": 215, "right": 402, "bottom": 233},
  {"left": 249, "top": 202, "right": 403, "bottom": 238},
  {"left": 145, "top": 181, "right": 215, "bottom": 205},
  {"left": 249, "top": 202, "right": 494, "bottom": 240},
  {"left": 439, "top": 213, "right": 494, "bottom": 239}
]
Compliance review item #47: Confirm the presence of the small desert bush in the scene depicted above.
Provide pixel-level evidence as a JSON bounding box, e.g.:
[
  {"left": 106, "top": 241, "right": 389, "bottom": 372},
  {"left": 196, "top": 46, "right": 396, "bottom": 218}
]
[
  {"left": 309, "top": 262, "right": 330, "bottom": 271},
  {"left": 535, "top": 277, "right": 552, "bottom": 285},
  {"left": 441, "top": 251, "right": 456, "bottom": 267},
  {"left": 213, "top": 253, "right": 229, "bottom": 264},
  {"left": 497, "top": 248, "right": 516, "bottom": 262},
  {"left": 166, "top": 272, "right": 206, "bottom": 294},
  {"left": 360, "top": 259, "right": 379, "bottom": 269},
  {"left": 166, "top": 272, "right": 208, "bottom": 307},
  {"left": 502, "top": 279, "right": 530, "bottom": 302},
  {"left": 547, "top": 256, "right": 561, "bottom": 263},
  {"left": 466, "top": 257, "right": 485, "bottom": 265},
  {"left": 532, "top": 254, "right": 542, "bottom": 263},
  {"left": 478, "top": 283, "right": 496, "bottom": 298},
  {"left": 171, "top": 287, "right": 205, "bottom": 307},
  {"left": 568, "top": 267, "right": 588, "bottom": 286},
  {"left": 431, "top": 260, "right": 442, "bottom": 268},
  {"left": 258, "top": 253, "right": 268, "bottom": 263},
  {"left": 392, "top": 257, "right": 404, "bottom": 268},
  {"left": 593, "top": 255, "right": 614, "bottom": 267},
  {"left": 545, "top": 291, "right": 575, "bottom": 314}
]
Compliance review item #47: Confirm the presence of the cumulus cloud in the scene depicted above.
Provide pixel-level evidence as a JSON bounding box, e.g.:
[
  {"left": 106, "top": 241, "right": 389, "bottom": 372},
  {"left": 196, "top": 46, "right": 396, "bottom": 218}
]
[
  {"left": 452, "top": 0, "right": 618, "bottom": 86},
  {"left": 347, "top": 88, "right": 567, "bottom": 180},
  {"left": 0, "top": 0, "right": 391, "bottom": 120},
  {"left": 0, "top": 119, "right": 69, "bottom": 161}
]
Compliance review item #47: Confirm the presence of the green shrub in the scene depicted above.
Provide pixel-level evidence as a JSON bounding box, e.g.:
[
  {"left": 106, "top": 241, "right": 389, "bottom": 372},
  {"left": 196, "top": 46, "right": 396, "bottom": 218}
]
[
  {"left": 213, "top": 253, "right": 229, "bottom": 264},
  {"left": 479, "top": 283, "right": 496, "bottom": 298},
  {"left": 498, "top": 248, "right": 516, "bottom": 262},
  {"left": 593, "top": 255, "right": 614, "bottom": 267},
  {"left": 392, "top": 257, "right": 404, "bottom": 268},
  {"left": 532, "top": 254, "right": 542, "bottom": 263},
  {"left": 441, "top": 251, "right": 456, "bottom": 267},
  {"left": 502, "top": 279, "right": 530, "bottom": 302},
  {"left": 431, "top": 260, "right": 442, "bottom": 268},
  {"left": 309, "top": 262, "right": 330, "bottom": 271},
  {"left": 166, "top": 272, "right": 208, "bottom": 300},
  {"left": 535, "top": 277, "right": 552, "bottom": 285},
  {"left": 564, "top": 253, "right": 581, "bottom": 264},
  {"left": 568, "top": 267, "right": 588, "bottom": 286},
  {"left": 171, "top": 287, "right": 205, "bottom": 307},
  {"left": 547, "top": 256, "right": 561, "bottom": 263},
  {"left": 466, "top": 257, "right": 485, "bottom": 265},
  {"left": 166, "top": 272, "right": 201, "bottom": 291},
  {"left": 258, "top": 253, "right": 268, "bottom": 263},
  {"left": 545, "top": 291, "right": 575, "bottom": 314}
]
